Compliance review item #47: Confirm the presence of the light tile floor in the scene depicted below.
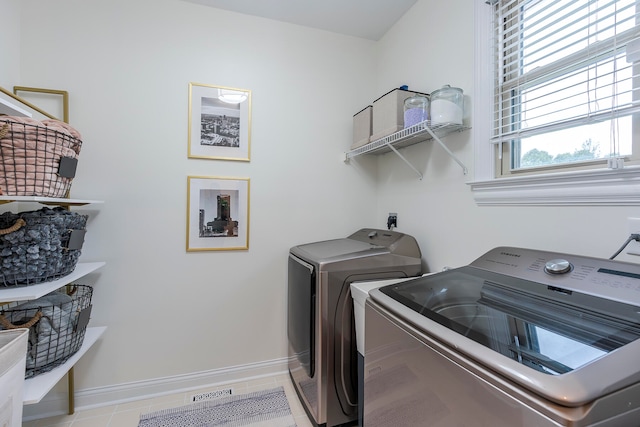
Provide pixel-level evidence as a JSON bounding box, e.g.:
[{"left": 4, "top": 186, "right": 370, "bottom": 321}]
[{"left": 22, "top": 373, "right": 314, "bottom": 427}]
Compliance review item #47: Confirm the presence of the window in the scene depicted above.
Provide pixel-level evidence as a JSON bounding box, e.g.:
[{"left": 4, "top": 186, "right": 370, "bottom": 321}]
[
  {"left": 470, "top": 0, "right": 640, "bottom": 206},
  {"left": 493, "top": 0, "right": 640, "bottom": 175}
]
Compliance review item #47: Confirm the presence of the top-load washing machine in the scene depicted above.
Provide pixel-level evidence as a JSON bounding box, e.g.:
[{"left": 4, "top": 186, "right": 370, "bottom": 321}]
[
  {"left": 288, "top": 228, "right": 422, "bottom": 427},
  {"left": 364, "top": 246, "right": 640, "bottom": 426}
]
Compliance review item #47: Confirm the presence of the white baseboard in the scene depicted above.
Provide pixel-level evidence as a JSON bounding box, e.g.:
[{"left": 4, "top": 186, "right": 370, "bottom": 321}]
[{"left": 22, "top": 357, "right": 290, "bottom": 421}]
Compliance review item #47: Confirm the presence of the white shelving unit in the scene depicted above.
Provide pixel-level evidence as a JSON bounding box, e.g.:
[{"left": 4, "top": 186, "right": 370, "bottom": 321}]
[
  {"left": 0, "top": 196, "right": 103, "bottom": 207},
  {"left": 0, "top": 262, "right": 105, "bottom": 302},
  {"left": 23, "top": 326, "right": 106, "bottom": 405},
  {"left": 0, "top": 97, "right": 32, "bottom": 117},
  {"left": 0, "top": 197, "right": 105, "bottom": 414},
  {"left": 344, "top": 121, "right": 469, "bottom": 179}
]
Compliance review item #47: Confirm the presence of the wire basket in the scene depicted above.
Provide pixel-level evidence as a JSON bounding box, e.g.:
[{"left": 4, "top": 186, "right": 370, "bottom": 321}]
[
  {"left": 0, "top": 117, "right": 82, "bottom": 197},
  {"left": 0, "top": 207, "right": 88, "bottom": 286},
  {"left": 0, "top": 284, "right": 93, "bottom": 378}
]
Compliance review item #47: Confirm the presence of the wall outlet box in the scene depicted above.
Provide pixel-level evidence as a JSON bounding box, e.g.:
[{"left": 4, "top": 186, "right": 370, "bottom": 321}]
[{"left": 627, "top": 217, "right": 640, "bottom": 256}]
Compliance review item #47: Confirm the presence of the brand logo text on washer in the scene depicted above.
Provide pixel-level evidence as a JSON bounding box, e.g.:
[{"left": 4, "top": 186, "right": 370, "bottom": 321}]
[{"left": 499, "top": 252, "right": 521, "bottom": 258}]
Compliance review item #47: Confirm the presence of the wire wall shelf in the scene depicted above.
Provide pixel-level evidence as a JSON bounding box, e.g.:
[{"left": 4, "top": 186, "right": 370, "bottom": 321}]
[{"left": 344, "top": 121, "right": 469, "bottom": 179}]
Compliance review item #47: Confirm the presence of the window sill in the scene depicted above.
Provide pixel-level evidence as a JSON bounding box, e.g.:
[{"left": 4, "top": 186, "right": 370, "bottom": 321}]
[{"left": 468, "top": 166, "right": 640, "bottom": 206}]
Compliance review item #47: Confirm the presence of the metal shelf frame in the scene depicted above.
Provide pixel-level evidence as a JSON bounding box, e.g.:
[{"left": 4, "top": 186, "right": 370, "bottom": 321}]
[{"left": 344, "top": 121, "right": 469, "bottom": 179}]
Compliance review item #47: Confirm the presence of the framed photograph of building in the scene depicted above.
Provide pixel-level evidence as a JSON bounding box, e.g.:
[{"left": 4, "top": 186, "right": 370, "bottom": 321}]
[
  {"left": 186, "top": 176, "right": 250, "bottom": 251},
  {"left": 188, "top": 82, "right": 251, "bottom": 161}
]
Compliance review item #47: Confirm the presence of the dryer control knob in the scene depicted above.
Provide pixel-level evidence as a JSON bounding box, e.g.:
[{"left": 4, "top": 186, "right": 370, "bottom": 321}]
[{"left": 545, "top": 259, "right": 572, "bottom": 274}]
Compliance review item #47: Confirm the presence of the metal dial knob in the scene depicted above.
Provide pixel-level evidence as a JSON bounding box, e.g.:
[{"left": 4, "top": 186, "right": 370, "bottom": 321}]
[{"left": 545, "top": 259, "right": 572, "bottom": 274}]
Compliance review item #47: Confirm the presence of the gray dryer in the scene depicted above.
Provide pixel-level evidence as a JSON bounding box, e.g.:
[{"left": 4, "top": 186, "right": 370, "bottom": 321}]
[{"left": 287, "top": 228, "right": 422, "bottom": 427}]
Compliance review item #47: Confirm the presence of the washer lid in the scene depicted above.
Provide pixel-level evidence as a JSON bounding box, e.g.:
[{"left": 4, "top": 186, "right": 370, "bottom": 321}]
[
  {"left": 370, "top": 265, "right": 640, "bottom": 406},
  {"left": 293, "top": 238, "right": 384, "bottom": 262},
  {"left": 291, "top": 229, "right": 421, "bottom": 263}
]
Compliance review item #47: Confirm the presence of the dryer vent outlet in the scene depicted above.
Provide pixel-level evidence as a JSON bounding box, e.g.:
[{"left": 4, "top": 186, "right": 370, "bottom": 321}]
[
  {"left": 387, "top": 213, "right": 398, "bottom": 230},
  {"left": 191, "top": 388, "right": 232, "bottom": 402}
]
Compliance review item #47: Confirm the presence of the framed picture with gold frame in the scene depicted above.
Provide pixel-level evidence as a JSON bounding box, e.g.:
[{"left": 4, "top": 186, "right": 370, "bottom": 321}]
[
  {"left": 186, "top": 176, "right": 250, "bottom": 251},
  {"left": 188, "top": 82, "right": 251, "bottom": 161}
]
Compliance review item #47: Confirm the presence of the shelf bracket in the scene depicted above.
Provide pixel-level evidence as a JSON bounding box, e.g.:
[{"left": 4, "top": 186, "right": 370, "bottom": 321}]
[
  {"left": 424, "top": 126, "right": 468, "bottom": 175},
  {"left": 386, "top": 142, "right": 423, "bottom": 179}
]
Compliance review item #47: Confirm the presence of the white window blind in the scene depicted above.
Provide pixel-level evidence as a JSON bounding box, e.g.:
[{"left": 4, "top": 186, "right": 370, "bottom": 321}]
[{"left": 490, "top": 0, "right": 640, "bottom": 149}]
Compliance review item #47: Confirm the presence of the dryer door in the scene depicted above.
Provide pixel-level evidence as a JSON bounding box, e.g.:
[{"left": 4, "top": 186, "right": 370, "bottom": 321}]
[
  {"left": 288, "top": 254, "right": 315, "bottom": 378},
  {"left": 334, "top": 279, "right": 358, "bottom": 417}
]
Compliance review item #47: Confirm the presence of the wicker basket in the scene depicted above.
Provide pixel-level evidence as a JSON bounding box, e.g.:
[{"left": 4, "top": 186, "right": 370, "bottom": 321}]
[
  {"left": 0, "top": 207, "right": 87, "bottom": 286},
  {"left": 0, "top": 284, "right": 93, "bottom": 378},
  {"left": 0, "top": 117, "right": 82, "bottom": 197}
]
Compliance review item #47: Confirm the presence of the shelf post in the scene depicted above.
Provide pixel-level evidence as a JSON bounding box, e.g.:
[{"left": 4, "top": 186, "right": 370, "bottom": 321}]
[{"left": 68, "top": 367, "right": 75, "bottom": 414}]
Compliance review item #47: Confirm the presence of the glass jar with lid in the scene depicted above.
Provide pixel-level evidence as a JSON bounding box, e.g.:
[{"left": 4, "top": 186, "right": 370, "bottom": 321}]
[
  {"left": 403, "top": 95, "right": 430, "bottom": 129},
  {"left": 430, "top": 85, "right": 463, "bottom": 125}
]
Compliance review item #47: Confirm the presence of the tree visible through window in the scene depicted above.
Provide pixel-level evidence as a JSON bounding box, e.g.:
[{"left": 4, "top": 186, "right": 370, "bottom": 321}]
[{"left": 521, "top": 138, "right": 600, "bottom": 167}]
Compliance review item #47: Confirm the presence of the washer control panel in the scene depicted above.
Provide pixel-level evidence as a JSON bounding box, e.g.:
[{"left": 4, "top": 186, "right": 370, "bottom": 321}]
[{"left": 470, "top": 246, "right": 640, "bottom": 305}]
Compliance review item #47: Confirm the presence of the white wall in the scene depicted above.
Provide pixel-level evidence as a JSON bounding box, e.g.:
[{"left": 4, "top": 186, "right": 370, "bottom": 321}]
[
  {"left": 374, "top": 0, "right": 640, "bottom": 272},
  {"left": 0, "top": 0, "right": 21, "bottom": 89},
  {"left": 8, "top": 0, "right": 380, "bottom": 408}
]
